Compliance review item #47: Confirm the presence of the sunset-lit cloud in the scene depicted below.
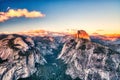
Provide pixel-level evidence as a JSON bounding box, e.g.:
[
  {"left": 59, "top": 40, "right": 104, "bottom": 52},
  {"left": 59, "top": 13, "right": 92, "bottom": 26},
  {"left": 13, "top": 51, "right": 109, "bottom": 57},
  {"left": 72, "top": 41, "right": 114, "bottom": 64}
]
[
  {"left": 0, "top": 9, "right": 45, "bottom": 22},
  {"left": 96, "top": 29, "right": 104, "bottom": 32}
]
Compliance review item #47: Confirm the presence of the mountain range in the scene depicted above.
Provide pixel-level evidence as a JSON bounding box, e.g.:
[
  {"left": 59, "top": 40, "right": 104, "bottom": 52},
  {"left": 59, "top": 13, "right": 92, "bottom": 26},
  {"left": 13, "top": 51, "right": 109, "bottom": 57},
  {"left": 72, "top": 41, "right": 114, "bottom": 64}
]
[{"left": 0, "top": 30, "right": 120, "bottom": 80}]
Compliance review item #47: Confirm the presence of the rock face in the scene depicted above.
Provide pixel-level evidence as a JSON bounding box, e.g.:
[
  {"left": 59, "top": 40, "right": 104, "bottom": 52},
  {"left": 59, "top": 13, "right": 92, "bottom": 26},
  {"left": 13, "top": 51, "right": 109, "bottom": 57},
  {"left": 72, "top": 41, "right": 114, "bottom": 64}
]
[
  {"left": 0, "top": 34, "right": 46, "bottom": 80},
  {"left": 58, "top": 38, "right": 120, "bottom": 80},
  {"left": 77, "top": 30, "right": 90, "bottom": 41}
]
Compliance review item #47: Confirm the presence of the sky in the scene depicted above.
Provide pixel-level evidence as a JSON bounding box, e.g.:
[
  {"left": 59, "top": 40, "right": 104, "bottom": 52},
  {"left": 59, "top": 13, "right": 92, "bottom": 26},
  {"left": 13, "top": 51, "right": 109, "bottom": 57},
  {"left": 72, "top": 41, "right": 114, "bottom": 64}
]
[{"left": 0, "top": 0, "right": 120, "bottom": 34}]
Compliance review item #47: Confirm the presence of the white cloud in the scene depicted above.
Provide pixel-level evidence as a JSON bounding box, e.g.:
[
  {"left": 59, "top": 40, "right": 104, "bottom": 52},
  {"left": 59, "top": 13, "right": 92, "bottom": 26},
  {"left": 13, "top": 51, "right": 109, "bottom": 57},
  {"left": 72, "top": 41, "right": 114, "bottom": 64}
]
[{"left": 0, "top": 9, "right": 45, "bottom": 22}]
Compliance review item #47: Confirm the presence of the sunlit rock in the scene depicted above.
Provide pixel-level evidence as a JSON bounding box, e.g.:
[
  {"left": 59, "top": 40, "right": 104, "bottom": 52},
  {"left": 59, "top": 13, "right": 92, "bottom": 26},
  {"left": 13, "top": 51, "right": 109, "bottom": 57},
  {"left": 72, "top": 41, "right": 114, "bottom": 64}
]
[
  {"left": 0, "top": 34, "right": 46, "bottom": 80},
  {"left": 77, "top": 30, "right": 90, "bottom": 41},
  {"left": 58, "top": 36, "right": 120, "bottom": 80}
]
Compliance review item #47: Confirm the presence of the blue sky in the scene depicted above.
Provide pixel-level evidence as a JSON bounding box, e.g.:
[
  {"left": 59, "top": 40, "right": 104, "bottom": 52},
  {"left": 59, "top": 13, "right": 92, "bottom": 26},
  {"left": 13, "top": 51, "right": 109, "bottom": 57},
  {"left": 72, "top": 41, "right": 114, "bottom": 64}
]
[{"left": 0, "top": 0, "right": 120, "bottom": 34}]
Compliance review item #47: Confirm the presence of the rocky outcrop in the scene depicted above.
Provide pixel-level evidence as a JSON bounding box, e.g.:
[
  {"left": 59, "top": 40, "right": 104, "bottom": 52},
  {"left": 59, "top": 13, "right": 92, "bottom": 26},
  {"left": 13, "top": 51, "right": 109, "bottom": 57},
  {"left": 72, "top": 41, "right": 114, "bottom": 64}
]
[
  {"left": 77, "top": 30, "right": 90, "bottom": 41},
  {"left": 0, "top": 34, "right": 46, "bottom": 80},
  {"left": 58, "top": 38, "right": 120, "bottom": 80}
]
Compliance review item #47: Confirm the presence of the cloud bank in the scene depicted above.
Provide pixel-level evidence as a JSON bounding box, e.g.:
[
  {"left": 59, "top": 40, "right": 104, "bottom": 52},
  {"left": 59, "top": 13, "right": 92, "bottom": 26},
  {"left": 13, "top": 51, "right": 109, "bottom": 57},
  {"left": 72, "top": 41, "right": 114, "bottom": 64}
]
[
  {"left": 0, "top": 9, "right": 45, "bottom": 22},
  {"left": 96, "top": 29, "right": 104, "bottom": 32}
]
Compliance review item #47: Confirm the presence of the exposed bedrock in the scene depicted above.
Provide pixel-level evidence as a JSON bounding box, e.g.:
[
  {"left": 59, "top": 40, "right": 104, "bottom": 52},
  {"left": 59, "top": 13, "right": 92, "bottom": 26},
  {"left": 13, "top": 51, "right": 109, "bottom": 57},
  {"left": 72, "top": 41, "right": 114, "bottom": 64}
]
[{"left": 0, "top": 34, "right": 46, "bottom": 80}]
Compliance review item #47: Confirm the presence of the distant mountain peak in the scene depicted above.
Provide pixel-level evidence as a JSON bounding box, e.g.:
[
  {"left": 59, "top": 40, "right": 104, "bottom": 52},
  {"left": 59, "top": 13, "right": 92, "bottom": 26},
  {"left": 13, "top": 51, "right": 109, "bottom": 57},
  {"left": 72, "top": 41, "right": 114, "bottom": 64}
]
[{"left": 75, "top": 30, "right": 90, "bottom": 41}]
